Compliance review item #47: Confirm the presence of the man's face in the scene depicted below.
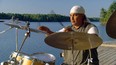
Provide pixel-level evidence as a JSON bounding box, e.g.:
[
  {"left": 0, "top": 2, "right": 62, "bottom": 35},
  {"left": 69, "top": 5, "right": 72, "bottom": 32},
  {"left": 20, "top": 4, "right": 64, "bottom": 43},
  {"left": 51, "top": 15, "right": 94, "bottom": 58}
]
[{"left": 70, "top": 13, "right": 84, "bottom": 26}]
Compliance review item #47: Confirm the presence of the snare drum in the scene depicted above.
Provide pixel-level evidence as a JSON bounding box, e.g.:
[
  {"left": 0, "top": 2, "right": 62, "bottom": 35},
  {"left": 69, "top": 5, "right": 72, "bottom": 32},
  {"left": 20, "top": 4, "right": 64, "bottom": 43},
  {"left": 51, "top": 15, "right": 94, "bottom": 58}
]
[
  {"left": 22, "top": 55, "right": 44, "bottom": 65},
  {"left": 32, "top": 52, "right": 56, "bottom": 65}
]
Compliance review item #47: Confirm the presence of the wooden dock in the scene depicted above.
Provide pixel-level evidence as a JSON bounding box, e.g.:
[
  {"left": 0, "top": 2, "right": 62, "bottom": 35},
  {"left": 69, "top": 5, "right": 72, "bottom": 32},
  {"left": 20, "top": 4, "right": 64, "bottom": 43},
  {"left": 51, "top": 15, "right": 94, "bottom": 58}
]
[{"left": 98, "top": 42, "right": 116, "bottom": 65}]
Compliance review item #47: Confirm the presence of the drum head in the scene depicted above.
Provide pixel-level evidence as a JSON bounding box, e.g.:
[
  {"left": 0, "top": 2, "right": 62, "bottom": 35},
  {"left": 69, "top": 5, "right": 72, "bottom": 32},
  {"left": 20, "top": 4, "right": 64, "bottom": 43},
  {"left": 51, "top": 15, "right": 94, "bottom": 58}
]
[{"left": 32, "top": 52, "right": 56, "bottom": 62}]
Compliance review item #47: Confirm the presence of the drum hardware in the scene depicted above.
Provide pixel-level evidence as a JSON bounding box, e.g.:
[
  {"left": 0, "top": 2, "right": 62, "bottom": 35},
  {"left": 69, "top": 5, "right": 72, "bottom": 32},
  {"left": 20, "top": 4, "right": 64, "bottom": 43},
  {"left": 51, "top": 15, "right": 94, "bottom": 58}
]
[
  {"left": 1, "top": 60, "right": 15, "bottom": 65},
  {"left": 15, "top": 27, "right": 19, "bottom": 51},
  {"left": 4, "top": 18, "right": 46, "bottom": 52},
  {"left": 4, "top": 23, "right": 46, "bottom": 34},
  {"left": 6, "top": 21, "right": 56, "bottom": 65},
  {"left": 87, "top": 58, "right": 93, "bottom": 65},
  {"left": 3, "top": 20, "right": 57, "bottom": 65},
  {"left": 87, "top": 37, "right": 93, "bottom": 65},
  {"left": 0, "top": 59, "right": 19, "bottom": 65},
  {"left": 9, "top": 59, "right": 19, "bottom": 65},
  {"left": 15, "top": 21, "right": 30, "bottom": 59},
  {"left": 8, "top": 22, "right": 31, "bottom": 65},
  {"left": 15, "top": 18, "right": 20, "bottom": 51}
]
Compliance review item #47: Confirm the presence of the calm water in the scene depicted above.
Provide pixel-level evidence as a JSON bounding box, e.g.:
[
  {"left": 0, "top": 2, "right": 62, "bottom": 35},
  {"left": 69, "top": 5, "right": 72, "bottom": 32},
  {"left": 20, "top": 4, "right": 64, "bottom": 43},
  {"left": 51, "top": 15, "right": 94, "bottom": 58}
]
[{"left": 0, "top": 20, "right": 115, "bottom": 65}]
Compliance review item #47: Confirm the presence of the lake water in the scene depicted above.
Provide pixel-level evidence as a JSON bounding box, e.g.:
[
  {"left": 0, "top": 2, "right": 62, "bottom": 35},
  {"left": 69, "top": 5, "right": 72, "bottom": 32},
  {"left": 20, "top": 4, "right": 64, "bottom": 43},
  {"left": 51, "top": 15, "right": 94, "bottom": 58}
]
[{"left": 0, "top": 20, "right": 115, "bottom": 65}]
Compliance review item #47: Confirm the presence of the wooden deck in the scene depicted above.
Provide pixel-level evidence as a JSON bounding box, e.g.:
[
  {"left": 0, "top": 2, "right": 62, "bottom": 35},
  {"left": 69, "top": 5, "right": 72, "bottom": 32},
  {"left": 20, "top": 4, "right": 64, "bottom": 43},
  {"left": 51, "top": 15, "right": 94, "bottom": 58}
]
[{"left": 98, "top": 42, "right": 116, "bottom": 65}]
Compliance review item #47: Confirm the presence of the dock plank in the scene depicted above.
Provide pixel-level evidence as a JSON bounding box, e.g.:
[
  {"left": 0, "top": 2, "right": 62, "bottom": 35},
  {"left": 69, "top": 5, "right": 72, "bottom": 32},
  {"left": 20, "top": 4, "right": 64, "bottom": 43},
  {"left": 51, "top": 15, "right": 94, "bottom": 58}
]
[{"left": 98, "top": 43, "right": 116, "bottom": 65}]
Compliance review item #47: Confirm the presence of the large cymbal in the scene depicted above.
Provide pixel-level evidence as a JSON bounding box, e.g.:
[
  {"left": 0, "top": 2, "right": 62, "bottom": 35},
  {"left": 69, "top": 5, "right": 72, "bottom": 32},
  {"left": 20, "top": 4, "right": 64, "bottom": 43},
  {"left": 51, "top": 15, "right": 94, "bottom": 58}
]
[
  {"left": 4, "top": 23, "right": 45, "bottom": 34},
  {"left": 45, "top": 32, "right": 102, "bottom": 50},
  {"left": 106, "top": 10, "right": 116, "bottom": 38}
]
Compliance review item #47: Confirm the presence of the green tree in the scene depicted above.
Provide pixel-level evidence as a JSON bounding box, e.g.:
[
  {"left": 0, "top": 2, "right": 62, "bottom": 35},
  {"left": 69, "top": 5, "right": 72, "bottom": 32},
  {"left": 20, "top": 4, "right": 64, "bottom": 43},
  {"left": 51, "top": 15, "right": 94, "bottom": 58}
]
[{"left": 100, "top": 1, "right": 116, "bottom": 24}]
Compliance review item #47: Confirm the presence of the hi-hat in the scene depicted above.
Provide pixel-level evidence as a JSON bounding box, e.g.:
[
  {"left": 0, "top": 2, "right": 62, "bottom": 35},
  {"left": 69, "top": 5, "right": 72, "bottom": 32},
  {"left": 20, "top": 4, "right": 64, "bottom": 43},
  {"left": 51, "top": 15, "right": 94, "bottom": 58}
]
[
  {"left": 45, "top": 32, "right": 102, "bottom": 50},
  {"left": 4, "top": 23, "right": 45, "bottom": 34},
  {"left": 106, "top": 10, "right": 116, "bottom": 39}
]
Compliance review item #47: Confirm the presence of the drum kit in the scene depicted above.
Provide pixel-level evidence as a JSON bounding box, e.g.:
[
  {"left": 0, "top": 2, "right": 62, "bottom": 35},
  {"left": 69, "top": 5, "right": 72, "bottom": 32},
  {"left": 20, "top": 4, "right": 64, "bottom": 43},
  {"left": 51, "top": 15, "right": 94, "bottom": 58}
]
[
  {"left": 1, "top": 21, "right": 103, "bottom": 65},
  {"left": 1, "top": 10, "right": 116, "bottom": 65},
  {"left": 4, "top": 14, "right": 116, "bottom": 65}
]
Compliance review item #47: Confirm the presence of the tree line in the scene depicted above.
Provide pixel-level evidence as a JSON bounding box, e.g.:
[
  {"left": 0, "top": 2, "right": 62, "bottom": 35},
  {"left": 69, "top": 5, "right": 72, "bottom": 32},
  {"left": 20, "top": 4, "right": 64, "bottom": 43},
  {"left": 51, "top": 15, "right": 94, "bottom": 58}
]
[
  {"left": 0, "top": 13, "right": 70, "bottom": 22},
  {"left": 100, "top": 1, "right": 116, "bottom": 25},
  {"left": 0, "top": 13, "right": 99, "bottom": 22}
]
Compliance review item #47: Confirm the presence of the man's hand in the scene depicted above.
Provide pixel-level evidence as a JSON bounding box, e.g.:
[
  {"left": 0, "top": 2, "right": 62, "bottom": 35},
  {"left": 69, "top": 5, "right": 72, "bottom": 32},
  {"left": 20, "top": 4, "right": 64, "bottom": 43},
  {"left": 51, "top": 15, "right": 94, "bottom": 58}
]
[
  {"left": 38, "top": 26, "right": 50, "bottom": 32},
  {"left": 64, "top": 27, "right": 72, "bottom": 32},
  {"left": 38, "top": 26, "right": 53, "bottom": 34}
]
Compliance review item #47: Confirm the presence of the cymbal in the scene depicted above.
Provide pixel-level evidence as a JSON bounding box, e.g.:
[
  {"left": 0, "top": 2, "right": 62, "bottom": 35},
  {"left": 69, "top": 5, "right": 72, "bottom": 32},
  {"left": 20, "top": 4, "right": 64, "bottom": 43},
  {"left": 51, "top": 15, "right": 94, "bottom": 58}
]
[
  {"left": 106, "top": 10, "right": 116, "bottom": 39},
  {"left": 45, "top": 32, "right": 102, "bottom": 50},
  {"left": 4, "top": 23, "right": 45, "bottom": 34}
]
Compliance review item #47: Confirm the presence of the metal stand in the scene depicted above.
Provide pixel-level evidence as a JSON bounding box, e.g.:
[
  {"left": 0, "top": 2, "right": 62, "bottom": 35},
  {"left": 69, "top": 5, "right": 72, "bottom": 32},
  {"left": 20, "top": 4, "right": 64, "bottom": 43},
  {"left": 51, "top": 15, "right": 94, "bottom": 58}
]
[
  {"left": 87, "top": 35, "right": 93, "bottom": 65},
  {"left": 71, "top": 32, "right": 74, "bottom": 65},
  {"left": 87, "top": 49, "right": 93, "bottom": 65},
  {"left": 16, "top": 30, "right": 30, "bottom": 57},
  {"left": 15, "top": 28, "right": 18, "bottom": 51},
  {"left": 15, "top": 21, "right": 30, "bottom": 60},
  {"left": 10, "top": 21, "right": 30, "bottom": 65},
  {"left": 15, "top": 18, "right": 19, "bottom": 51}
]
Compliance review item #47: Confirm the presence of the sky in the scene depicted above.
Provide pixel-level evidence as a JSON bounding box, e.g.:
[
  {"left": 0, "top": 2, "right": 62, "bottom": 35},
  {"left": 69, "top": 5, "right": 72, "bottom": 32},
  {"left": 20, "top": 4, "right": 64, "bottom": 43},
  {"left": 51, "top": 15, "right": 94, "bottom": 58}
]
[{"left": 0, "top": 0, "right": 115, "bottom": 17}]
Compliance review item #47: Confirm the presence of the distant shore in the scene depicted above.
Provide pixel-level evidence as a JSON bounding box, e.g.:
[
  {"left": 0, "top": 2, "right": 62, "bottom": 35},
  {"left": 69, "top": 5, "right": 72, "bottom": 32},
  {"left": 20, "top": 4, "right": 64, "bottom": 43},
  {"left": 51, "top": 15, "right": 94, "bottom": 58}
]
[
  {"left": 0, "top": 13, "right": 99, "bottom": 22},
  {"left": 0, "top": 19, "right": 99, "bottom": 22}
]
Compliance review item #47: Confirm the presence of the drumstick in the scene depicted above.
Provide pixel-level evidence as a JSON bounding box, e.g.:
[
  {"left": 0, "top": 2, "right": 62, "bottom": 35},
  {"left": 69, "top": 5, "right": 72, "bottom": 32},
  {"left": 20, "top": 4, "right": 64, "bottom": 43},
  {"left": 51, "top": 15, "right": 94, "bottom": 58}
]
[{"left": 58, "top": 22, "right": 65, "bottom": 28}]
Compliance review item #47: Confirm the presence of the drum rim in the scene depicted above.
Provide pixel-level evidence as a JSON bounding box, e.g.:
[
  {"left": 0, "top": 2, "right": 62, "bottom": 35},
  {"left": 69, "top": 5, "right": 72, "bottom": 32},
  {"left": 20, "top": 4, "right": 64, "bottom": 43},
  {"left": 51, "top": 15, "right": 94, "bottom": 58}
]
[
  {"left": 31, "top": 52, "right": 56, "bottom": 62},
  {"left": 12, "top": 51, "right": 29, "bottom": 56},
  {"left": 23, "top": 55, "right": 34, "bottom": 60}
]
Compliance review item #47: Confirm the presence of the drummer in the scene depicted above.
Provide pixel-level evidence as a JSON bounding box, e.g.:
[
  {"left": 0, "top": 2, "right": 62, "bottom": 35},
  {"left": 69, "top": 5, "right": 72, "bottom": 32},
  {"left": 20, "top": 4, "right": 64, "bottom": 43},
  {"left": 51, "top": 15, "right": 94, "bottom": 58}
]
[{"left": 38, "top": 5, "right": 99, "bottom": 65}]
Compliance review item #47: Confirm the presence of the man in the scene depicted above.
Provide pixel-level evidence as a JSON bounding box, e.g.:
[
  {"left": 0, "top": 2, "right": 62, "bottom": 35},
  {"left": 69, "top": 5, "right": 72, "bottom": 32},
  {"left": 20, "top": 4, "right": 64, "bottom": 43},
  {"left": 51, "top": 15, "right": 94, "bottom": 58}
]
[{"left": 38, "top": 5, "right": 99, "bottom": 65}]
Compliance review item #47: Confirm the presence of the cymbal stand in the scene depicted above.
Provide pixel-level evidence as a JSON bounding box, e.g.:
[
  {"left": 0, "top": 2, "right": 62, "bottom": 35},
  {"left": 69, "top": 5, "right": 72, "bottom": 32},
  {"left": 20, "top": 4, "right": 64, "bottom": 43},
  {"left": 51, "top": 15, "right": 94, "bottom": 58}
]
[
  {"left": 16, "top": 28, "right": 30, "bottom": 57},
  {"left": 15, "top": 18, "right": 19, "bottom": 51},
  {"left": 15, "top": 28, "right": 18, "bottom": 51},
  {"left": 87, "top": 36, "right": 93, "bottom": 65},
  {"left": 87, "top": 49, "right": 93, "bottom": 65},
  {"left": 10, "top": 21, "right": 30, "bottom": 65},
  {"left": 71, "top": 32, "right": 74, "bottom": 65},
  {"left": 16, "top": 21, "right": 30, "bottom": 56}
]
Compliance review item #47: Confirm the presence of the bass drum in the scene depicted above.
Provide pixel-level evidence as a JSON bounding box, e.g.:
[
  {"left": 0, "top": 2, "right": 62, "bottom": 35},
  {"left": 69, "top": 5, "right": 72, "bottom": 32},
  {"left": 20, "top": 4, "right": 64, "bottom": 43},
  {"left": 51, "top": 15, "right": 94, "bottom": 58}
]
[{"left": 31, "top": 52, "right": 56, "bottom": 65}]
